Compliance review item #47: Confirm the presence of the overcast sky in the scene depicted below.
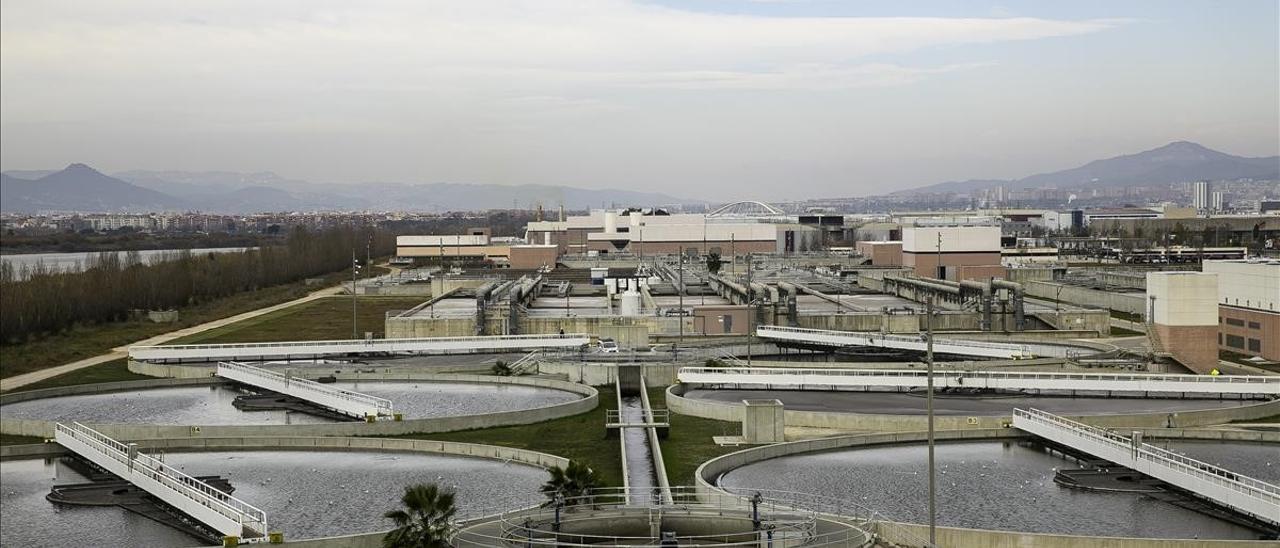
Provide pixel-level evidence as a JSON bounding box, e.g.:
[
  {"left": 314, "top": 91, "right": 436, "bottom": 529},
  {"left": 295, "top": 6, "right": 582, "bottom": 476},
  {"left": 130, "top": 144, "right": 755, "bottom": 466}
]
[{"left": 2, "top": 0, "right": 1277, "bottom": 201}]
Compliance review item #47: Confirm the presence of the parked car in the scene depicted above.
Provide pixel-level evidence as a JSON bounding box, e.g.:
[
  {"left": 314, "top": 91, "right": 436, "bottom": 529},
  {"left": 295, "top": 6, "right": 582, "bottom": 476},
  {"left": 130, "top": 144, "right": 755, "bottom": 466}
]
[{"left": 598, "top": 338, "right": 619, "bottom": 353}]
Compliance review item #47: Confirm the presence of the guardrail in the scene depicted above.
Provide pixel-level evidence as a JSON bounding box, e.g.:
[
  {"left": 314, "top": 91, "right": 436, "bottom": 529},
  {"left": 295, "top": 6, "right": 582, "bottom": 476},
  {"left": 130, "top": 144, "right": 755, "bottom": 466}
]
[
  {"left": 55, "top": 422, "right": 268, "bottom": 538},
  {"left": 606, "top": 408, "right": 671, "bottom": 427},
  {"left": 678, "top": 367, "right": 1280, "bottom": 396},
  {"left": 756, "top": 325, "right": 1039, "bottom": 358},
  {"left": 131, "top": 333, "right": 591, "bottom": 363},
  {"left": 1013, "top": 408, "right": 1280, "bottom": 526},
  {"left": 217, "top": 361, "right": 393, "bottom": 418}
]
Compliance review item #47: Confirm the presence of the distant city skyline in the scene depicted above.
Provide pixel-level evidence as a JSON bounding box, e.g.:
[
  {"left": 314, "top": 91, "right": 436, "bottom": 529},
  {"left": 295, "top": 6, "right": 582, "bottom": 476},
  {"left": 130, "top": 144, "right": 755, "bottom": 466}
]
[{"left": 2, "top": 0, "right": 1277, "bottom": 201}]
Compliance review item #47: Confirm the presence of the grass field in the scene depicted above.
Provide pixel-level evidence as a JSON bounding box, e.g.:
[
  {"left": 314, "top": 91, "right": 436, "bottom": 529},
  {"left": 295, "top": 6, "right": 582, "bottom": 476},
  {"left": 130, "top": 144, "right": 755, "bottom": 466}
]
[
  {"left": 12, "top": 358, "right": 147, "bottom": 392},
  {"left": 0, "top": 433, "right": 45, "bottom": 446},
  {"left": 399, "top": 385, "right": 740, "bottom": 488},
  {"left": 167, "top": 295, "right": 426, "bottom": 345},
  {"left": 2, "top": 295, "right": 427, "bottom": 393},
  {"left": 0, "top": 266, "right": 389, "bottom": 380}
]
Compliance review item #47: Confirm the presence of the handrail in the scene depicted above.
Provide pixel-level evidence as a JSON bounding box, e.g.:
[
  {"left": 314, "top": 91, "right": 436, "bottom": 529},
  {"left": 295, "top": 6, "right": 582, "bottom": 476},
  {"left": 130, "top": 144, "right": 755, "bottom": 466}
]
[
  {"left": 217, "top": 362, "right": 393, "bottom": 415},
  {"left": 56, "top": 422, "right": 268, "bottom": 534},
  {"left": 679, "top": 366, "right": 1280, "bottom": 386},
  {"left": 135, "top": 333, "right": 590, "bottom": 353},
  {"left": 757, "top": 325, "right": 1031, "bottom": 352},
  {"left": 1015, "top": 409, "right": 1280, "bottom": 505}
]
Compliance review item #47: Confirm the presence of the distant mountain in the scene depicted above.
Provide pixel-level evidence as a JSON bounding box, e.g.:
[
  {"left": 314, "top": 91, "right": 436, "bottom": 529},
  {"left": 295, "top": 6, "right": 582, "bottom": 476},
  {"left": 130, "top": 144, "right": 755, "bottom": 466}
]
[
  {"left": 900, "top": 141, "right": 1279, "bottom": 195},
  {"left": 114, "top": 170, "right": 700, "bottom": 212},
  {"left": 891, "top": 179, "right": 1009, "bottom": 196},
  {"left": 0, "top": 164, "right": 189, "bottom": 213}
]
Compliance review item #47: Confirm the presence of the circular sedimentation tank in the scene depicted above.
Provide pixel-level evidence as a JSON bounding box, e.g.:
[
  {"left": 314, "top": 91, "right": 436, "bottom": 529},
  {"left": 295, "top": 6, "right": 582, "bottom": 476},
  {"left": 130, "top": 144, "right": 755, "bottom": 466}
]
[
  {"left": 680, "top": 388, "right": 1264, "bottom": 417},
  {"left": 0, "top": 380, "right": 581, "bottom": 425},
  {"left": 716, "top": 438, "right": 1279, "bottom": 540},
  {"left": 1, "top": 449, "right": 548, "bottom": 546}
]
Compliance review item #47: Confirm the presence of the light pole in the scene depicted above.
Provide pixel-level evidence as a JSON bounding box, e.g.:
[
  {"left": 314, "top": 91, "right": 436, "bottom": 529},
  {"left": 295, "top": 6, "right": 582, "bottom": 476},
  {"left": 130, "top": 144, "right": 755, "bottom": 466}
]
[
  {"left": 925, "top": 295, "right": 936, "bottom": 547},
  {"left": 678, "top": 252, "right": 684, "bottom": 360},
  {"left": 351, "top": 249, "right": 360, "bottom": 339}
]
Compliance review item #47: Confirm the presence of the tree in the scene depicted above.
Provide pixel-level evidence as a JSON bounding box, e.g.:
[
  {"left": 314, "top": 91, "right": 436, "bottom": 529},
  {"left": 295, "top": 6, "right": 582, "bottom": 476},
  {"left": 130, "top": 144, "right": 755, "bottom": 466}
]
[
  {"left": 540, "top": 460, "right": 601, "bottom": 506},
  {"left": 383, "top": 483, "right": 457, "bottom": 548},
  {"left": 705, "top": 251, "right": 722, "bottom": 275}
]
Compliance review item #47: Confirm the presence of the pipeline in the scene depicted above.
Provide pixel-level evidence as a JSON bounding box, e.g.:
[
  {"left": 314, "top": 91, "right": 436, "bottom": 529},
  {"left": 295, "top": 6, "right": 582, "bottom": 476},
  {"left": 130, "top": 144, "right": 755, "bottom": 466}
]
[
  {"left": 777, "top": 282, "right": 801, "bottom": 327},
  {"left": 959, "top": 280, "right": 994, "bottom": 331},
  {"left": 992, "top": 279, "right": 1026, "bottom": 331}
]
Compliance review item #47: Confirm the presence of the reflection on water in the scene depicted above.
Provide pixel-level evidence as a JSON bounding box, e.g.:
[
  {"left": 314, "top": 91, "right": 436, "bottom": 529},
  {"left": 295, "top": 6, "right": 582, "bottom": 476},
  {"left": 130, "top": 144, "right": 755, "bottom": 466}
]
[
  {"left": 720, "top": 440, "right": 1273, "bottom": 539},
  {"left": 0, "top": 381, "right": 579, "bottom": 425}
]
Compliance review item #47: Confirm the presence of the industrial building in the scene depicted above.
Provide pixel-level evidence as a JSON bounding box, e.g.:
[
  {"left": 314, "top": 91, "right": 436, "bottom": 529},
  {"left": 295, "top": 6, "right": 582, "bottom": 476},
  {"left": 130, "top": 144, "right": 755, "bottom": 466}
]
[
  {"left": 900, "top": 217, "right": 1005, "bottom": 281},
  {"left": 1204, "top": 259, "right": 1280, "bottom": 362},
  {"left": 525, "top": 208, "right": 822, "bottom": 257}
]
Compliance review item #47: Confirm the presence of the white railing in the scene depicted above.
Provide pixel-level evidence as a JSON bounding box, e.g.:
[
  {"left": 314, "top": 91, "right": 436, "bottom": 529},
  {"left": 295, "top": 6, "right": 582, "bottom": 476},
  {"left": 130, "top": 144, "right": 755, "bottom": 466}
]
[
  {"left": 756, "top": 325, "right": 1042, "bottom": 358},
  {"left": 217, "top": 361, "right": 393, "bottom": 417},
  {"left": 606, "top": 408, "right": 671, "bottom": 427},
  {"left": 678, "top": 367, "right": 1279, "bottom": 395},
  {"left": 131, "top": 333, "right": 591, "bottom": 362},
  {"left": 55, "top": 422, "right": 269, "bottom": 538},
  {"left": 1013, "top": 408, "right": 1280, "bottom": 526}
]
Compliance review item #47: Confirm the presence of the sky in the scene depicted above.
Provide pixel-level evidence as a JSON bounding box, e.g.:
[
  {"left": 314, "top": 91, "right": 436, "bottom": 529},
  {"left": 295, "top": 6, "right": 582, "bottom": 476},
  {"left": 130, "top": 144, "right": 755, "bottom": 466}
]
[{"left": 1, "top": 0, "right": 1277, "bottom": 201}]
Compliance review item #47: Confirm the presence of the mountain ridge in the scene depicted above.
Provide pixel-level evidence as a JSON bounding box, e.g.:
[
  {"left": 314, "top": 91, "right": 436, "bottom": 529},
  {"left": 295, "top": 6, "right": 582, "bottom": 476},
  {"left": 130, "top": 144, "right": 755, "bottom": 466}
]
[{"left": 897, "top": 141, "right": 1278, "bottom": 196}]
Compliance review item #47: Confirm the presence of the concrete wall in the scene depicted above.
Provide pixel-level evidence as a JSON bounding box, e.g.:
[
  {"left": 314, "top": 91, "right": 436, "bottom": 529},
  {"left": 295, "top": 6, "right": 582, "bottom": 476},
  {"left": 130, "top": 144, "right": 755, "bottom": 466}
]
[
  {"left": 1025, "top": 281, "right": 1147, "bottom": 316},
  {"left": 695, "top": 428, "right": 1280, "bottom": 548},
  {"left": 538, "top": 361, "right": 679, "bottom": 387},
  {"left": 1148, "top": 272, "right": 1219, "bottom": 326},
  {"left": 1, "top": 374, "right": 598, "bottom": 440},
  {"left": 666, "top": 384, "right": 1280, "bottom": 432}
]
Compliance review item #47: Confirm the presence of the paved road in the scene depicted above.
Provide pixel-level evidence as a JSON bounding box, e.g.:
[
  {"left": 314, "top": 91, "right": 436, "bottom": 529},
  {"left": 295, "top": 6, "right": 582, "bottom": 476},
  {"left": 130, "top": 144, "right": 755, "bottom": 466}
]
[{"left": 0, "top": 284, "right": 345, "bottom": 392}]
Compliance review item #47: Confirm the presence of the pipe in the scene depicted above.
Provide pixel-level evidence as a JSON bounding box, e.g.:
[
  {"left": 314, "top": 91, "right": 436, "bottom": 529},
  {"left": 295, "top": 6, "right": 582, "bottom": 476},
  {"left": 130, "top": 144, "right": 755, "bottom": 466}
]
[
  {"left": 992, "top": 280, "right": 1026, "bottom": 331},
  {"left": 959, "top": 280, "right": 993, "bottom": 331}
]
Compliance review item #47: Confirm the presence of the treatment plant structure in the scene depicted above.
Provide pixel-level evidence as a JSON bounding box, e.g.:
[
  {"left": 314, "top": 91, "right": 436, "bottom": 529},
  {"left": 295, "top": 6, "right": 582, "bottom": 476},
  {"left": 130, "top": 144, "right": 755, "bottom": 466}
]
[{"left": 2, "top": 207, "right": 1278, "bottom": 547}]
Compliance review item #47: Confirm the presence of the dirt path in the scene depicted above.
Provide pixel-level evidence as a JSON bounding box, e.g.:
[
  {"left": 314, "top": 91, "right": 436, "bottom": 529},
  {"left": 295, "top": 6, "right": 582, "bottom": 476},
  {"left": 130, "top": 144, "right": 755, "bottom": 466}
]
[{"left": 0, "top": 284, "right": 346, "bottom": 392}]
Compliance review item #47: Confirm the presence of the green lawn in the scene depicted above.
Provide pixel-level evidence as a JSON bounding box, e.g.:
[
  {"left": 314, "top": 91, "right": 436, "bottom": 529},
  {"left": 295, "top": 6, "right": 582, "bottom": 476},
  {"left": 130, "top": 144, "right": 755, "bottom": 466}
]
[
  {"left": 1109, "top": 326, "right": 1143, "bottom": 337},
  {"left": 167, "top": 295, "right": 426, "bottom": 345},
  {"left": 397, "top": 385, "right": 741, "bottom": 489},
  {"left": 0, "top": 266, "right": 388, "bottom": 379},
  {"left": 0, "top": 433, "right": 46, "bottom": 446},
  {"left": 10, "top": 358, "right": 148, "bottom": 393}
]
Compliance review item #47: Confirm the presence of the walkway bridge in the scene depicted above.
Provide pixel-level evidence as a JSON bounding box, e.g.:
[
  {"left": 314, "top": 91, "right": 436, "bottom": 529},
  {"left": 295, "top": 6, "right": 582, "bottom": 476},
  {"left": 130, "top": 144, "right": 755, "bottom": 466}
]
[
  {"left": 678, "top": 367, "right": 1280, "bottom": 396},
  {"left": 130, "top": 333, "right": 591, "bottom": 363},
  {"left": 217, "top": 361, "right": 393, "bottom": 418},
  {"left": 756, "top": 325, "right": 1088, "bottom": 359},
  {"left": 54, "top": 422, "right": 269, "bottom": 541},
  {"left": 1013, "top": 408, "right": 1280, "bottom": 527}
]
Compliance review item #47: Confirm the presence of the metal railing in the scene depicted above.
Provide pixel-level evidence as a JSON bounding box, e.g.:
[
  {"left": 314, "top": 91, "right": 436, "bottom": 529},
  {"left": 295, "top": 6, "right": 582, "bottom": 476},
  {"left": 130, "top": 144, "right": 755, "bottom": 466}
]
[
  {"left": 140, "top": 333, "right": 591, "bottom": 352},
  {"left": 1014, "top": 408, "right": 1280, "bottom": 525},
  {"left": 757, "top": 325, "right": 1035, "bottom": 355},
  {"left": 452, "top": 487, "right": 878, "bottom": 547},
  {"left": 606, "top": 408, "right": 671, "bottom": 427},
  {"left": 218, "top": 361, "right": 393, "bottom": 417},
  {"left": 55, "top": 422, "right": 268, "bottom": 537},
  {"left": 680, "top": 366, "right": 1280, "bottom": 387}
]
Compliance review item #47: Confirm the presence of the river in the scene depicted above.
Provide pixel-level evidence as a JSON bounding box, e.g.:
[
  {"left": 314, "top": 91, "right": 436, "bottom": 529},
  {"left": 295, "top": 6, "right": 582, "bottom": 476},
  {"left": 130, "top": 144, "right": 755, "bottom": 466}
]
[{"left": 1, "top": 247, "right": 251, "bottom": 279}]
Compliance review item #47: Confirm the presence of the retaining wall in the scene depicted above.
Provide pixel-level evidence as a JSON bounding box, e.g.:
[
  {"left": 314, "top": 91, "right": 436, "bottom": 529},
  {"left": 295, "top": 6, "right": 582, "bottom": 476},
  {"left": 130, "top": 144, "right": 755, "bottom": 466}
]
[
  {"left": 666, "top": 384, "right": 1280, "bottom": 432},
  {"left": 1, "top": 374, "right": 597, "bottom": 440},
  {"left": 1025, "top": 281, "right": 1147, "bottom": 316}
]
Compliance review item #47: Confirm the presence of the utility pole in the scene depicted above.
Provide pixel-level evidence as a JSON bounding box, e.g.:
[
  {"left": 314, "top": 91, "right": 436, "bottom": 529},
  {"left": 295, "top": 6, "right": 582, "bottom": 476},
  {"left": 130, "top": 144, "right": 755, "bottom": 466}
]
[
  {"left": 678, "top": 251, "right": 684, "bottom": 360},
  {"left": 928, "top": 231, "right": 940, "bottom": 547},
  {"left": 351, "top": 248, "right": 359, "bottom": 339},
  {"left": 746, "top": 253, "right": 755, "bottom": 366},
  {"left": 926, "top": 295, "right": 936, "bottom": 547}
]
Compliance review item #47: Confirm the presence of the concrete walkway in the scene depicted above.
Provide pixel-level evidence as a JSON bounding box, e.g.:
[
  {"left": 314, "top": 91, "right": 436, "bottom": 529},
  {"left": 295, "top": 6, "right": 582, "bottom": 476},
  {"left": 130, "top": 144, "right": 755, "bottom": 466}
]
[{"left": 0, "top": 284, "right": 345, "bottom": 392}]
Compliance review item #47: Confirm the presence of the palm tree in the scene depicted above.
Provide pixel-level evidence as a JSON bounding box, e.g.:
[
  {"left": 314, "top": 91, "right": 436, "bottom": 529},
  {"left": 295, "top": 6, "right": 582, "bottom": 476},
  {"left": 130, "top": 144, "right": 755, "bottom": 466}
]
[
  {"left": 383, "top": 483, "right": 457, "bottom": 548},
  {"left": 540, "top": 460, "right": 601, "bottom": 506}
]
